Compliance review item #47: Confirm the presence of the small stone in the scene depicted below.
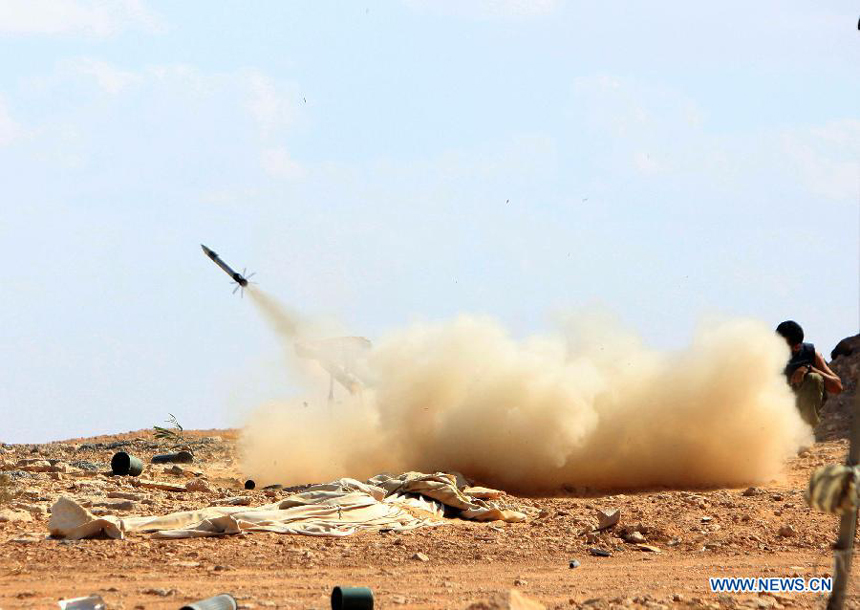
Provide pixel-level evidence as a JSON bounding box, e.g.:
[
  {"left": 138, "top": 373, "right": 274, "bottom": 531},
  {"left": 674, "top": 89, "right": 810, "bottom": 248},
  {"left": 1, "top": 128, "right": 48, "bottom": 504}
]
[
  {"left": 412, "top": 552, "right": 430, "bottom": 562},
  {"left": 107, "top": 491, "right": 142, "bottom": 501},
  {"left": 636, "top": 544, "right": 661, "bottom": 553},
  {"left": 596, "top": 508, "right": 620, "bottom": 530},
  {"left": 625, "top": 531, "right": 646, "bottom": 543},
  {"left": 569, "top": 559, "right": 581, "bottom": 569},
  {"left": 588, "top": 547, "right": 611, "bottom": 557},
  {"left": 778, "top": 525, "right": 796, "bottom": 537},
  {"left": 93, "top": 500, "right": 135, "bottom": 511},
  {"left": 185, "top": 478, "right": 211, "bottom": 493},
  {"left": 391, "top": 595, "right": 407, "bottom": 604},
  {"left": 142, "top": 588, "right": 177, "bottom": 597},
  {"left": 514, "top": 577, "right": 528, "bottom": 586},
  {"left": 742, "top": 487, "right": 761, "bottom": 497}
]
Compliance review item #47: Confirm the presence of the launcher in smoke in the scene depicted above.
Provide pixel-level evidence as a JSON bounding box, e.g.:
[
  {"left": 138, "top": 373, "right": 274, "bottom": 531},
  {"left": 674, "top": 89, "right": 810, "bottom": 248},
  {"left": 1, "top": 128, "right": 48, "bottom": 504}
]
[{"left": 294, "top": 336, "right": 371, "bottom": 400}]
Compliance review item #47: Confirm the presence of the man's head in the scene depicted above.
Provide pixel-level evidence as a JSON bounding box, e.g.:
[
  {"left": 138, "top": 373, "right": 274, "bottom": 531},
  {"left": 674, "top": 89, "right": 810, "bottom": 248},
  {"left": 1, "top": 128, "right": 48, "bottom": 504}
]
[{"left": 776, "top": 320, "right": 804, "bottom": 349}]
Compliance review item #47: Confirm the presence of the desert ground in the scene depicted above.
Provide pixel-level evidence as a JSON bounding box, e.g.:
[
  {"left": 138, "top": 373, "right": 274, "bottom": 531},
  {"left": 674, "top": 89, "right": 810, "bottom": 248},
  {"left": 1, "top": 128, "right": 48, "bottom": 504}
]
[{"left": 1, "top": 426, "right": 858, "bottom": 610}]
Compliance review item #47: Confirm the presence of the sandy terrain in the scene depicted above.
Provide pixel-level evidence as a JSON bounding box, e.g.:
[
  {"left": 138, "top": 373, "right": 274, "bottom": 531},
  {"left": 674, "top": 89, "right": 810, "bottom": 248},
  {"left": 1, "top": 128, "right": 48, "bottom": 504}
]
[{"left": 1, "top": 428, "right": 858, "bottom": 610}]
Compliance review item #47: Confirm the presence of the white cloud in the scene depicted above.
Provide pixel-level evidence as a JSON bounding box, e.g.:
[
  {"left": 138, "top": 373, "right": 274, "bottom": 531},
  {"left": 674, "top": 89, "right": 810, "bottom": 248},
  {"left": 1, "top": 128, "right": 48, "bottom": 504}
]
[
  {"left": 781, "top": 120, "right": 860, "bottom": 202},
  {"left": 66, "top": 58, "right": 142, "bottom": 94},
  {"left": 569, "top": 74, "right": 860, "bottom": 202},
  {"left": 0, "top": 0, "right": 165, "bottom": 37},
  {"left": 261, "top": 147, "right": 305, "bottom": 180},
  {"left": 403, "top": 0, "right": 560, "bottom": 19},
  {"left": 247, "top": 72, "right": 298, "bottom": 136},
  {"left": 0, "top": 96, "right": 22, "bottom": 146}
]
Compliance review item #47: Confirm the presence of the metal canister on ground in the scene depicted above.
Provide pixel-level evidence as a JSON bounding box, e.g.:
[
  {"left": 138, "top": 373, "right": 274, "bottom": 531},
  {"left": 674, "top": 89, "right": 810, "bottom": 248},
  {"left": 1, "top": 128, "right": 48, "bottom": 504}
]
[
  {"left": 110, "top": 452, "right": 144, "bottom": 477},
  {"left": 331, "top": 586, "right": 374, "bottom": 610},
  {"left": 151, "top": 450, "right": 194, "bottom": 464}
]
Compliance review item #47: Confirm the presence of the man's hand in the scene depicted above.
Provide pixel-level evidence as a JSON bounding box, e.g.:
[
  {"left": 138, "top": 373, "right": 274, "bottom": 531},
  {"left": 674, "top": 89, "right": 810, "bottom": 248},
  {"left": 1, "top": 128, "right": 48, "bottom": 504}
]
[{"left": 790, "top": 365, "right": 808, "bottom": 386}]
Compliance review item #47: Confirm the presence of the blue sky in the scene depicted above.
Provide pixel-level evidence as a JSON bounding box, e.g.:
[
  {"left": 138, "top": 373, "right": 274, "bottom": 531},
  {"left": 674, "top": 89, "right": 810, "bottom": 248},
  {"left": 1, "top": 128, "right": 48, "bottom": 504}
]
[{"left": 1, "top": 1, "right": 857, "bottom": 443}]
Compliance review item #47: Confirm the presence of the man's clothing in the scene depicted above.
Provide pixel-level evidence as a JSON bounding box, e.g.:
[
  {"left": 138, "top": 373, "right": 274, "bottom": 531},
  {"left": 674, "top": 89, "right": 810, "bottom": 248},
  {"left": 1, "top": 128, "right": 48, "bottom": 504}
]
[
  {"left": 785, "top": 342, "right": 816, "bottom": 382},
  {"left": 795, "top": 371, "right": 825, "bottom": 427}
]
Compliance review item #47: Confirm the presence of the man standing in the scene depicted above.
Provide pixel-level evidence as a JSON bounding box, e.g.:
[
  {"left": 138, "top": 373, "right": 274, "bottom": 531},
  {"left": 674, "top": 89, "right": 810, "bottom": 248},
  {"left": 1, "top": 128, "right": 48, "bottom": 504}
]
[{"left": 776, "top": 320, "right": 843, "bottom": 427}]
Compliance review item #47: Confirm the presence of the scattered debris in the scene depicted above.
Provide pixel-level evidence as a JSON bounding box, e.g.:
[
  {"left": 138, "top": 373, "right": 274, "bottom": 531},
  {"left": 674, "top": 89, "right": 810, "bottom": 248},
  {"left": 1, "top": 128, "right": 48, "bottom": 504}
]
[
  {"left": 58, "top": 594, "right": 106, "bottom": 609},
  {"left": 153, "top": 413, "right": 186, "bottom": 443}
]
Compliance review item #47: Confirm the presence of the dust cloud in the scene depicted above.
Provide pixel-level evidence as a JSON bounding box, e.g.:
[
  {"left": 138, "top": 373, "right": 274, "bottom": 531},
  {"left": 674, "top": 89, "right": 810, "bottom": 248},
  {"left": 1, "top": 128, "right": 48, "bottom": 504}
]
[{"left": 240, "top": 297, "right": 811, "bottom": 492}]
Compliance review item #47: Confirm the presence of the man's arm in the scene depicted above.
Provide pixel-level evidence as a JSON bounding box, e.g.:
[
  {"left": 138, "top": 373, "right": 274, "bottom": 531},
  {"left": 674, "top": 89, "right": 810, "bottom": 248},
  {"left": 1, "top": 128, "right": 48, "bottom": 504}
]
[{"left": 813, "top": 351, "right": 843, "bottom": 394}]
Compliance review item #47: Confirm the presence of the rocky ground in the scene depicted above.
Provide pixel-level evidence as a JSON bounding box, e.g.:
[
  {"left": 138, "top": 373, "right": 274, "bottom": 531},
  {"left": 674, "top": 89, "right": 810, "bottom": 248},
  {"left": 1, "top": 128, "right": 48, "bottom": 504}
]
[{"left": 1, "top": 427, "right": 858, "bottom": 609}]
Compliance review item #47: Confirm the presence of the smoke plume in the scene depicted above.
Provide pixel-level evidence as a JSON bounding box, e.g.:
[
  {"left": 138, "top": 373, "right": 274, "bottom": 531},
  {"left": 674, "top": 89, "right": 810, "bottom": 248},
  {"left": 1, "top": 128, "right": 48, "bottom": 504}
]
[{"left": 241, "top": 296, "right": 810, "bottom": 492}]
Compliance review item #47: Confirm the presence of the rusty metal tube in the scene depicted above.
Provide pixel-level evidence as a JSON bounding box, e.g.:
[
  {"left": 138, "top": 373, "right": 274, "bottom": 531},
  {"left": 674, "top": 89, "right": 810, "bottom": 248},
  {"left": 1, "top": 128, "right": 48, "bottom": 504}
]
[
  {"left": 151, "top": 451, "right": 194, "bottom": 464},
  {"left": 110, "top": 452, "right": 144, "bottom": 477}
]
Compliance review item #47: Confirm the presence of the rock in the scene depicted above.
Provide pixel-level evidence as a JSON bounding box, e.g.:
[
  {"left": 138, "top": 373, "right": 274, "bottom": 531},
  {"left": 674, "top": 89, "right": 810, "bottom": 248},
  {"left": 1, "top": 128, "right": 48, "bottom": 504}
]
[
  {"left": 742, "top": 487, "right": 762, "bottom": 496},
  {"left": 185, "top": 478, "right": 211, "bottom": 493},
  {"left": 131, "top": 479, "right": 186, "bottom": 492},
  {"left": 12, "top": 503, "right": 48, "bottom": 517},
  {"left": 624, "top": 531, "right": 646, "bottom": 543},
  {"left": 216, "top": 496, "right": 251, "bottom": 506},
  {"left": 596, "top": 508, "right": 620, "bottom": 530},
  {"left": 142, "top": 588, "right": 177, "bottom": 597},
  {"left": 412, "top": 552, "right": 430, "bottom": 562},
  {"left": 69, "top": 460, "right": 101, "bottom": 472},
  {"left": 569, "top": 559, "right": 581, "bottom": 569},
  {"left": 514, "top": 577, "right": 527, "bottom": 586},
  {"left": 391, "top": 595, "right": 407, "bottom": 604},
  {"left": 92, "top": 500, "right": 135, "bottom": 511},
  {"left": 0, "top": 508, "right": 33, "bottom": 523},
  {"left": 107, "top": 491, "right": 142, "bottom": 501},
  {"left": 17, "top": 459, "right": 67, "bottom": 473},
  {"left": 778, "top": 525, "right": 796, "bottom": 537},
  {"left": 636, "top": 544, "right": 661, "bottom": 553},
  {"left": 588, "top": 547, "right": 611, "bottom": 557}
]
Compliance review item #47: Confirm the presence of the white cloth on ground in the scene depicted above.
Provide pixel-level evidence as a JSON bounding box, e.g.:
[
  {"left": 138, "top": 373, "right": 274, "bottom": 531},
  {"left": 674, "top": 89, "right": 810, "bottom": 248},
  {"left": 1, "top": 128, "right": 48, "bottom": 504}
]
[{"left": 48, "top": 472, "right": 529, "bottom": 540}]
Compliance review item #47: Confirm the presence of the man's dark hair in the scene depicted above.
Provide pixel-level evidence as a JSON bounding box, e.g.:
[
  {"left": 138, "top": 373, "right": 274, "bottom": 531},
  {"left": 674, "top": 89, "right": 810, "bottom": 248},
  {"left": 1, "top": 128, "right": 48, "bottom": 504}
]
[{"left": 776, "top": 320, "right": 804, "bottom": 346}]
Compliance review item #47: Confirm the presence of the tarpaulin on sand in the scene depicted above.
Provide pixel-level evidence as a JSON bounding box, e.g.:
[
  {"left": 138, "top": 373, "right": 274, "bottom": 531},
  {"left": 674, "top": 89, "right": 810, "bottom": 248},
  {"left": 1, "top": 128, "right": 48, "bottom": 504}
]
[{"left": 48, "top": 472, "right": 530, "bottom": 540}]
